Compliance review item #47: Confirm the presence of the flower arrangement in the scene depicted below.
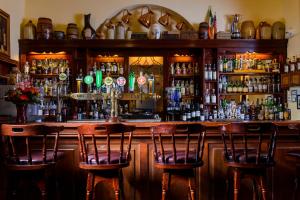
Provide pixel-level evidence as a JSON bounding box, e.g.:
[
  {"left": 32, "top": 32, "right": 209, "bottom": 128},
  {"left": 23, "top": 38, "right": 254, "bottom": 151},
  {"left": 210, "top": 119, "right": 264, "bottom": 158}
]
[{"left": 5, "top": 86, "right": 40, "bottom": 105}]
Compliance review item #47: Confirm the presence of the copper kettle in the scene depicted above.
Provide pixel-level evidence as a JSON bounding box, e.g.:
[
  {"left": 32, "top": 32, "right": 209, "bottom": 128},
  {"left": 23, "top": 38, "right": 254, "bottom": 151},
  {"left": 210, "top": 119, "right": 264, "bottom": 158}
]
[
  {"left": 121, "top": 9, "right": 132, "bottom": 24},
  {"left": 158, "top": 10, "right": 170, "bottom": 27},
  {"left": 138, "top": 7, "right": 154, "bottom": 28}
]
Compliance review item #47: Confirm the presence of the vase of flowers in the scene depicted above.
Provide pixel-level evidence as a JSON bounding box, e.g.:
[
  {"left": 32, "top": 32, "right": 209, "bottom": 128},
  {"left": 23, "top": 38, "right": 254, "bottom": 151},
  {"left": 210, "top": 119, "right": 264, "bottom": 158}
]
[{"left": 5, "top": 87, "right": 40, "bottom": 123}]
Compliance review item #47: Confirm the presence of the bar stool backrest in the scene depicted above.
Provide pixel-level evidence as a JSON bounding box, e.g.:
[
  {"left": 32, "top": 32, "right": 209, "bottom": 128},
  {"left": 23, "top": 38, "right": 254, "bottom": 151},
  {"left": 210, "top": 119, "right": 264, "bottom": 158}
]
[
  {"left": 77, "top": 123, "right": 135, "bottom": 165},
  {"left": 220, "top": 122, "right": 276, "bottom": 165},
  {"left": 151, "top": 124, "right": 206, "bottom": 164},
  {"left": 1, "top": 124, "right": 63, "bottom": 165}
]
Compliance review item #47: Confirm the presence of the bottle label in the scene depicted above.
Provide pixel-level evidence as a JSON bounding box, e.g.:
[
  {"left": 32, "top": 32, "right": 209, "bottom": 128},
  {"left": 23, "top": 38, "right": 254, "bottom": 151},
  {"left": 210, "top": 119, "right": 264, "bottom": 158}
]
[
  {"left": 182, "top": 115, "right": 187, "bottom": 121},
  {"left": 211, "top": 96, "right": 216, "bottom": 104}
]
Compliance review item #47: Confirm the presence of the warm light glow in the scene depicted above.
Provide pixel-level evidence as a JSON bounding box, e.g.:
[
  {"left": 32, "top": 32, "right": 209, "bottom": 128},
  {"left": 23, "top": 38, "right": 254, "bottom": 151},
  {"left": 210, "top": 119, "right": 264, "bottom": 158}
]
[
  {"left": 129, "top": 56, "right": 163, "bottom": 66},
  {"left": 29, "top": 51, "right": 67, "bottom": 55}
]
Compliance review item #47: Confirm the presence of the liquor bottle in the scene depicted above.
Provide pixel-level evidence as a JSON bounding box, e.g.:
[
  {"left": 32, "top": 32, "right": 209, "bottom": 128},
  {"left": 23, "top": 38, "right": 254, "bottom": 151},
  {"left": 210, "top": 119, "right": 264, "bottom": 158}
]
[
  {"left": 176, "top": 63, "right": 181, "bottom": 75},
  {"left": 170, "top": 63, "right": 175, "bottom": 75},
  {"left": 290, "top": 56, "right": 296, "bottom": 72},
  {"left": 212, "top": 106, "right": 218, "bottom": 119},
  {"left": 106, "top": 63, "right": 111, "bottom": 74},
  {"left": 186, "top": 103, "right": 192, "bottom": 121},
  {"left": 77, "top": 107, "right": 83, "bottom": 120},
  {"left": 191, "top": 103, "right": 196, "bottom": 121},
  {"left": 181, "top": 104, "right": 187, "bottom": 121},
  {"left": 100, "top": 63, "right": 106, "bottom": 74},
  {"left": 182, "top": 63, "right": 187, "bottom": 74},
  {"left": 223, "top": 57, "right": 228, "bottom": 72},
  {"left": 204, "top": 64, "right": 208, "bottom": 80},
  {"left": 189, "top": 80, "right": 194, "bottom": 96},
  {"left": 205, "top": 89, "right": 210, "bottom": 104},
  {"left": 212, "top": 64, "right": 217, "bottom": 80},
  {"left": 278, "top": 103, "right": 284, "bottom": 120},
  {"left": 195, "top": 83, "right": 199, "bottom": 96},
  {"left": 112, "top": 62, "right": 118, "bottom": 74},
  {"left": 283, "top": 103, "right": 291, "bottom": 120},
  {"left": 284, "top": 58, "right": 289, "bottom": 73},
  {"left": 185, "top": 81, "right": 190, "bottom": 96},
  {"left": 203, "top": 106, "right": 209, "bottom": 121},
  {"left": 119, "top": 63, "right": 124, "bottom": 75},
  {"left": 211, "top": 89, "right": 217, "bottom": 104},
  {"left": 76, "top": 69, "right": 84, "bottom": 93},
  {"left": 195, "top": 62, "right": 199, "bottom": 74},
  {"left": 180, "top": 81, "right": 185, "bottom": 96},
  {"left": 218, "top": 56, "right": 223, "bottom": 72},
  {"left": 207, "top": 64, "right": 212, "bottom": 80},
  {"left": 200, "top": 103, "right": 205, "bottom": 121},
  {"left": 297, "top": 55, "right": 300, "bottom": 71},
  {"left": 61, "top": 103, "right": 68, "bottom": 122},
  {"left": 195, "top": 103, "right": 201, "bottom": 121}
]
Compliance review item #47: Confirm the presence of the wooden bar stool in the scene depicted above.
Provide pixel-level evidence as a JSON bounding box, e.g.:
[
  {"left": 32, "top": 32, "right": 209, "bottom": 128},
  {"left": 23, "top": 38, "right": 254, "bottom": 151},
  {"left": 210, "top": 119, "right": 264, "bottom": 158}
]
[
  {"left": 274, "top": 123, "right": 300, "bottom": 200},
  {"left": 1, "top": 124, "right": 64, "bottom": 200},
  {"left": 151, "top": 124, "right": 206, "bottom": 200},
  {"left": 77, "top": 123, "right": 135, "bottom": 200},
  {"left": 220, "top": 122, "right": 277, "bottom": 200}
]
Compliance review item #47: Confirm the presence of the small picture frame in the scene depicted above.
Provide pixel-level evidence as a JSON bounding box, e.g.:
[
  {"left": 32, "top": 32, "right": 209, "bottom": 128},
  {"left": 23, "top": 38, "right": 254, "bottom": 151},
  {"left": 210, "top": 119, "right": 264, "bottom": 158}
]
[
  {"left": 0, "top": 9, "right": 10, "bottom": 58},
  {"left": 292, "top": 90, "right": 297, "bottom": 102},
  {"left": 297, "top": 95, "right": 300, "bottom": 109}
]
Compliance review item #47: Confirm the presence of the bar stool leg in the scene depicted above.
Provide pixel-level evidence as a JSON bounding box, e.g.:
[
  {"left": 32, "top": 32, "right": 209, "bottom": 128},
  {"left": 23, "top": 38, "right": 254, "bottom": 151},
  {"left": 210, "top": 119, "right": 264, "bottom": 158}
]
[
  {"left": 119, "top": 170, "right": 125, "bottom": 200},
  {"left": 188, "top": 175, "right": 196, "bottom": 200},
  {"left": 259, "top": 175, "right": 268, "bottom": 200},
  {"left": 112, "top": 177, "right": 120, "bottom": 200},
  {"left": 37, "top": 178, "right": 47, "bottom": 200},
  {"left": 162, "top": 172, "right": 170, "bottom": 200},
  {"left": 252, "top": 178, "right": 259, "bottom": 200},
  {"left": 86, "top": 172, "right": 94, "bottom": 200},
  {"left": 293, "top": 176, "right": 299, "bottom": 200},
  {"left": 233, "top": 169, "right": 240, "bottom": 200}
]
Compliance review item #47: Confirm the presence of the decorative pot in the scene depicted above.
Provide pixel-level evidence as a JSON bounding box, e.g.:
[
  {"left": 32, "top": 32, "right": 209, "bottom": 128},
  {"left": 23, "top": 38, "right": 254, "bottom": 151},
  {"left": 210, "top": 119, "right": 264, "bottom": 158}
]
[
  {"left": 16, "top": 104, "right": 27, "bottom": 124},
  {"left": 66, "top": 23, "right": 79, "bottom": 39},
  {"left": 23, "top": 20, "right": 36, "bottom": 39},
  {"left": 272, "top": 21, "right": 285, "bottom": 39},
  {"left": 37, "top": 17, "right": 53, "bottom": 39},
  {"left": 241, "top": 20, "right": 255, "bottom": 39},
  {"left": 82, "top": 14, "right": 96, "bottom": 39},
  {"left": 260, "top": 22, "right": 272, "bottom": 39}
]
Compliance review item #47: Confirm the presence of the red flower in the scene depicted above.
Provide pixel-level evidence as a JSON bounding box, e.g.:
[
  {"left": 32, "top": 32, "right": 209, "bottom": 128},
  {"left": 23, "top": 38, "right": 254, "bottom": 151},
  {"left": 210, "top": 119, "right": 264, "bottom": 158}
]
[{"left": 19, "top": 94, "right": 29, "bottom": 101}]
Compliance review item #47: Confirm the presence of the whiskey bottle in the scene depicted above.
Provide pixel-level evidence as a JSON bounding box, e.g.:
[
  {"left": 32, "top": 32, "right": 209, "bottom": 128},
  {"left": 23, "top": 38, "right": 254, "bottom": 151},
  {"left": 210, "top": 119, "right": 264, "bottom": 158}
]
[{"left": 76, "top": 69, "right": 84, "bottom": 93}]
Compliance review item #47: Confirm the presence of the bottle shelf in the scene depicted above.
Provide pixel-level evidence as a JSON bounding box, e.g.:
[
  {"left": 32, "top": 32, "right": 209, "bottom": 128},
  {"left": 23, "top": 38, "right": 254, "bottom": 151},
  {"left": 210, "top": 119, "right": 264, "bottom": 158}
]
[
  {"left": 30, "top": 74, "right": 59, "bottom": 78},
  {"left": 203, "top": 103, "right": 218, "bottom": 106},
  {"left": 204, "top": 80, "right": 217, "bottom": 83},
  {"left": 219, "top": 92, "right": 283, "bottom": 96},
  {"left": 170, "top": 74, "right": 194, "bottom": 78},
  {"left": 219, "top": 72, "right": 280, "bottom": 76}
]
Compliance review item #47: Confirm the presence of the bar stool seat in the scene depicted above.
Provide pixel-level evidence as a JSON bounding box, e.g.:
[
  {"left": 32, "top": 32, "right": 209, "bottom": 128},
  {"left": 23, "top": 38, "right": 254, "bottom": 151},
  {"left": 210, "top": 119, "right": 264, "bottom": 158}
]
[
  {"left": 77, "top": 123, "right": 135, "bottom": 200},
  {"left": 151, "top": 124, "right": 206, "bottom": 199},
  {"left": 274, "top": 123, "right": 300, "bottom": 200},
  {"left": 1, "top": 124, "right": 64, "bottom": 200},
  {"left": 220, "top": 122, "right": 277, "bottom": 200}
]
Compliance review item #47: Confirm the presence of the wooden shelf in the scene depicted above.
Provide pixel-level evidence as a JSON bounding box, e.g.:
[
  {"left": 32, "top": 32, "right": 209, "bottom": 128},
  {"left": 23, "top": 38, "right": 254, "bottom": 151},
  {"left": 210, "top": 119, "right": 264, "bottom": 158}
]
[
  {"left": 204, "top": 80, "right": 217, "bottom": 83},
  {"left": 219, "top": 72, "right": 280, "bottom": 76},
  {"left": 220, "top": 92, "right": 283, "bottom": 96},
  {"left": 171, "top": 74, "right": 194, "bottom": 78},
  {"left": 30, "top": 74, "right": 59, "bottom": 78},
  {"left": 204, "top": 103, "right": 218, "bottom": 106}
]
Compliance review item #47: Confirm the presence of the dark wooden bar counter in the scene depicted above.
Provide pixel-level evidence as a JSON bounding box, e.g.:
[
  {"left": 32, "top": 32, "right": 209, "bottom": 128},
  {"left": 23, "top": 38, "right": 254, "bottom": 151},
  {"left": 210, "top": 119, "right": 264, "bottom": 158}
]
[{"left": 1, "top": 120, "right": 300, "bottom": 200}]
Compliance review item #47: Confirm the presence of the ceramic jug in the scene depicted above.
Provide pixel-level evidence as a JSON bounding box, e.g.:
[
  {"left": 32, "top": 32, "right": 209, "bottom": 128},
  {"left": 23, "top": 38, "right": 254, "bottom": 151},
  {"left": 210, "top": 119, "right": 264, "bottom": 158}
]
[
  {"left": 241, "top": 20, "right": 255, "bottom": 39},
  {"left": 272, "top": 21, "right": 285, "bottom": 39},
  {"left": 23, "top": 20, "right": 36, "bottom": 39},
  {"left": 260, "top": 22, "right": 271, "bottom": 39},
  {"left": 116, "top": 22, "right": 125, "bottom": 39},
  {"left": 82, "top": 14, "right": 96, "bottom": 39},
  {"left": 149, "top": 23, "right": 161, "bottom": 39}
]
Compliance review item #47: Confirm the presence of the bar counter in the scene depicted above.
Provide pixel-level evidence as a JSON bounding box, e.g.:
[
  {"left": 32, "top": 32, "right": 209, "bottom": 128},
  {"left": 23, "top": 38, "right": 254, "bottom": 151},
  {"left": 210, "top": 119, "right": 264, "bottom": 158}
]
[{"left": 1, "top": 120, "right": 300, "bottom": 200}]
